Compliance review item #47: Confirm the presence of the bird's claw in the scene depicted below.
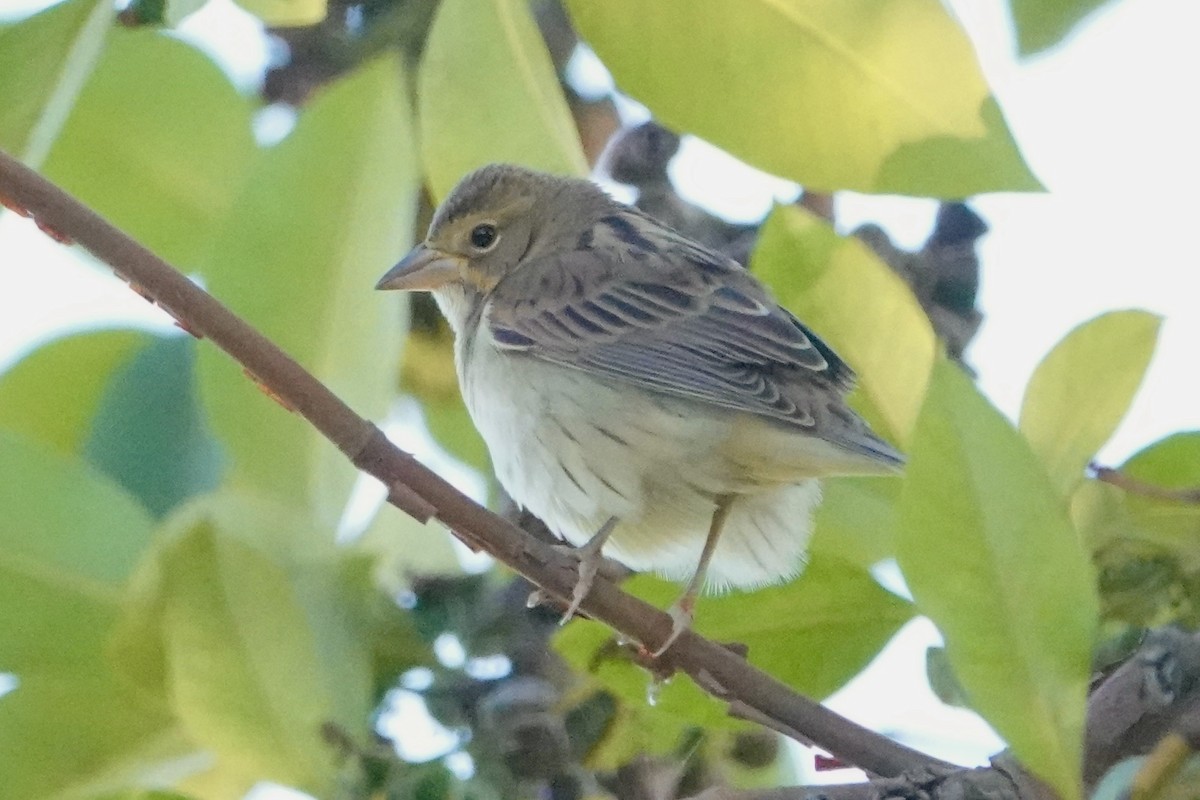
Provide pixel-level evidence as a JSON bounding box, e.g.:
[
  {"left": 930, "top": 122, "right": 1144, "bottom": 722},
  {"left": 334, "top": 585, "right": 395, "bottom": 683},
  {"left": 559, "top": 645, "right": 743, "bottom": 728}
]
[
  {"left": 652, "top": 597, "right": 695, "bottom": 657},
  {"left": 558, "top": 544, "right": 602, "bottom": 625}
]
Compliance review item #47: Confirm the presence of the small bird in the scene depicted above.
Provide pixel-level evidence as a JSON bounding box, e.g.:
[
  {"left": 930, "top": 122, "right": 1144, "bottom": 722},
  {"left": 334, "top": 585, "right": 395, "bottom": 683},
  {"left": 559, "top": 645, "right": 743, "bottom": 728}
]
[{"left": 377, "top": 165, "right": 902, "bottom": 654}]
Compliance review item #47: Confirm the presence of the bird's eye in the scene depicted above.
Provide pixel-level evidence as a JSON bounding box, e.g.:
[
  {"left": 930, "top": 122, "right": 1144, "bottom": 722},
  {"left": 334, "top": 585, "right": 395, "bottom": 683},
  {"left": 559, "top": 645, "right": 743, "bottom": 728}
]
[{"left": 469, "top": 223, "right": 498, "bottom": 251}]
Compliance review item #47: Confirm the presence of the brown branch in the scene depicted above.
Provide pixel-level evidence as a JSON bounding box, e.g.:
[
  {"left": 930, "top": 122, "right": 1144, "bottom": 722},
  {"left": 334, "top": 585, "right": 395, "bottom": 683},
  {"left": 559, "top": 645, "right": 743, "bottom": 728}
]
[{"left": 0, "top": 148, "right": 949, "bottom": 779}]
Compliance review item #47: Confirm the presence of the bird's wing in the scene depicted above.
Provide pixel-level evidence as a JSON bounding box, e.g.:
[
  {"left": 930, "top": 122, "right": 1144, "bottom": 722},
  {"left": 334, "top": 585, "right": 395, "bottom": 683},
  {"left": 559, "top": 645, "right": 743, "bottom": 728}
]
[{"left": 484, "top": 210, "right": 900, "bottom": 466}]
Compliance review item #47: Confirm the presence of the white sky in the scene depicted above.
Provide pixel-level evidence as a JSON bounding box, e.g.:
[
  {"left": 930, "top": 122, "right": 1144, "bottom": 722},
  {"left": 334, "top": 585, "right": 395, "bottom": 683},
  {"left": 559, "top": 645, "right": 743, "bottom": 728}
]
[{"left": 1, "top": 0, "right": 1197, "bottom": 784}]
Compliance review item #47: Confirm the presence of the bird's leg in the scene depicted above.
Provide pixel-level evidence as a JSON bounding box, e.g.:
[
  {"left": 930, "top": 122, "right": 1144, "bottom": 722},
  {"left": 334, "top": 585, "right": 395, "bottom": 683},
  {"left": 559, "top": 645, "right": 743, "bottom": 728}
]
[
  {"left": 558, "top": 516, "right": 619, "bottom": 624},
  {"left": 654, "top": 495, "right": 735, "bottom": 657}
]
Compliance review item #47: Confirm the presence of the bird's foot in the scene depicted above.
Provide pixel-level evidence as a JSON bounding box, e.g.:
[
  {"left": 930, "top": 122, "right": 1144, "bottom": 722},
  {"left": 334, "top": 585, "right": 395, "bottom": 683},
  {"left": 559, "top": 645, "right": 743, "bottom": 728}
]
[
  {"left": 555, "top": 542, "right": 604, "bottom": 625},
  {"left": 652, "top": 595, "right": 695, "bottom": 657}
]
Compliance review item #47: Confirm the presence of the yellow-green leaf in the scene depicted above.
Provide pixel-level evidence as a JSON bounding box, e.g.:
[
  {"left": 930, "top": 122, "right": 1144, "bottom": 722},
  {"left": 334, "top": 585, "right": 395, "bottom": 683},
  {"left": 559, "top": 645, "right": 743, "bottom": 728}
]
[
  {"left": 196, "top": 55, "right": 418, "bottom": 525},
  {"left": 897, "top": 361, "right": 1096, "bottom": 800},
  {"left": 43, "top": 27, "right": 256, "bottom": 269},
  {"left": 1019, "top": 310, "right": 1161, "bottom": 497},
  {"left": 558, "top": 554, "right": 913, "bottom": 721},
  {"left": 232, "top": 0, "right": 326, "bottom": 26},
  {"left": 1122, "top": 431, "right": 1200, "bottom": 487},
  {"left": 0, "top": 328, "right": 149, "bottom": 455},
  {"left": 752, "top": 204, "right": 935, "bottom": 445},
  {"left": 566, "top": 0, "right": 1040, "bottom": 196},
  {"left": 1009, "top": 0, "right": 1117, "bottom": 57},
  {"left": 418, "top": 0, "right": 587, "bottom": 199},
  {"left": 809, "top": 476, "right": 900, "bottom": 568},
  {"left": 0, "top": 0, "right": 112, "bottom": 167},
  {"left": 0, "top": 430, "right": 170, "bottom": 800},
  {"left": 126, "top": 492, "right": 376, "bottom": 792}
]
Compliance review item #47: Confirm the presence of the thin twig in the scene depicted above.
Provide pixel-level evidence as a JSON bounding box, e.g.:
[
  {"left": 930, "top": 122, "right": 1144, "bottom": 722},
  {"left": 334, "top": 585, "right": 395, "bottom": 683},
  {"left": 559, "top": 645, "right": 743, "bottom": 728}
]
[
  {"left": 0, "top": 147, "right": 950, "bottom": 779},
  {"left": 1091, "top": 463, "right": 1200, "bottom": 504}
]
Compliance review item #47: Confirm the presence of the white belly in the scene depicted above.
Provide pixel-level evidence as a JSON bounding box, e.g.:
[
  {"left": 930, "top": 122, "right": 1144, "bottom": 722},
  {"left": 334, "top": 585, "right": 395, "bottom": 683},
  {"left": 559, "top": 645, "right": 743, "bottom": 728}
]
[{"left": 458, "top": 335, "right": 820, "bottom": 590}]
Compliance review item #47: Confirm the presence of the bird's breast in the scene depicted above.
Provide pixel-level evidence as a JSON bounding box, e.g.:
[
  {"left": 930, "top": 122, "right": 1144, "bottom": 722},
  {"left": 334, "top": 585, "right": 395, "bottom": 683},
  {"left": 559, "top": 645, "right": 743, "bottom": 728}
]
[{"left": 453, "top": 333, "right": 822, "bottom": 590}]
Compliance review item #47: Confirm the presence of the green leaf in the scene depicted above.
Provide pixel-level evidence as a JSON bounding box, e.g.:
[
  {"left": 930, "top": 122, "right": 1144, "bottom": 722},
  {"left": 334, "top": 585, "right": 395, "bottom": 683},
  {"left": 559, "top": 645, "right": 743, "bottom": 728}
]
[
  {"left": 196, "top": 55, "right": 418, "bottom": 525},
  {"left": 1019, "top": 310, "right": 1161, "bottom": 496},
  {"left": 356, "top": 506, "right": 462, "bottom": 593},
  {"left": 84, "top": 335, "right": 223, "bottom": 517},
  {"left": 0, "top": 430, "right": 172, "bottom": 800},
  {"left": 692, "top": 554, "right": 913, "bottom": 699},
  {"left": 558, "top": 554, "right": 913, "bottom": 717},
  {"left": 0, "top": 430, "right": 155, "bottom": 605},
  {"left": 809, "top": 476, "right": 900, "bottom": 568},
  {"left": 232, "top": 0, "right": 326, "bottom": 27},
  {"left": 897, "top": 361, "right": 1096, "bottom": 800},
  {"left": 565, "top": 0, "right": 1040, "bottom": 196},
  {"left": 91, "top": 791, "right": 198, "bottom": 800},
  {"left": 1072, "top": 434, "right": 1200, "bottom": 628},
  {"left": 0, "top": 0, "right": 112, "bottom": 167},
  {"left": 556, "top": 616, "right": 734, "bottom": 754},
  {"left": 418, "top": 0, "right": 587, "bottom": 199},
  {"left": 121, "top": 492, "right": 378, "bottom": 792},
  {"left": 752, "top": 205, "right": 936, "bottom": 445},
  {"left": 924, "top": 645, "right": 969, "bottom": 708},
  {"left": 1009, "top": 0, "right": 1116, "bottom": 57},
  {"left": 0, "top": 328, "right": 150, "bottom": 455},
  {"left": 1123, "top": 431, "right": 1200, "bottom": 487},
  {"left": 43, "top": 27, "right": 256, "bottom": 268}
]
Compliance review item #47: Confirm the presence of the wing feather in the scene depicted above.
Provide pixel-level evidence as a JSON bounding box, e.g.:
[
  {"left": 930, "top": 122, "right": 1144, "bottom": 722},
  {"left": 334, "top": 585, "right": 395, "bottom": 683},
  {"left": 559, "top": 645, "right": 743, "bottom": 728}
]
[{"left": 484, "top": 210, "right": 897, "bottom": 464}]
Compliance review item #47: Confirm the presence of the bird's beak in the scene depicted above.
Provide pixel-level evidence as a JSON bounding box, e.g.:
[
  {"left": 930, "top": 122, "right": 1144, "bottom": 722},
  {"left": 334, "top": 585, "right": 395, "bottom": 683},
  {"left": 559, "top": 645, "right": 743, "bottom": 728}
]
[{"left": 375, "top": 244, "right": 464, "bottom": 291}]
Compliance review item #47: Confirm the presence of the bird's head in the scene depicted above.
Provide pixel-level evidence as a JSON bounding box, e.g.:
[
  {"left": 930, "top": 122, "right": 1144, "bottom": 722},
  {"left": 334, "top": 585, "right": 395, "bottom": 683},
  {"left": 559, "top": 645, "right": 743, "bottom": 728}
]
[{"left": 376, "top": 164, "right": 611, "bottom": 330}]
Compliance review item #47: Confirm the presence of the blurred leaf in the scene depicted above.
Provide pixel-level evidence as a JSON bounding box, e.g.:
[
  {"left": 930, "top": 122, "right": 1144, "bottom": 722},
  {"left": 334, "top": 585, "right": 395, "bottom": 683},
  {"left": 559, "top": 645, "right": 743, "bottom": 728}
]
[
  {"left": 557, "top": 615, "right": 732, "bottom": 741},
  {"left": 566, "top": 0, "right": 1040, "bottom": 195},
  {"left": 418, "top": 0, "right": 588, "bottom": 199},
  {"left": 1019, "top": 310, "right": 1160, "bottom": 496},
  {"left": 91, "top": 791, "right": 198, "bottom": 800},
  {"left": 1123, "top": 431, "right": 1200, "bottom": 487},
  {"left": 162, "top": 0, "right": 209, "bottom": 26},
  {"left": 1121, "top": 433, "right": 1200, "bottom": 552},
  {"left": 232, "top": 0, "right": 326, "bottom": 26},
  {"left": 897, "top": 361, "right": 1096, "bottom": 800},
  {"left": 687, "top": 554, "right": 912, "bottom": 699},
  {"left": 1090, "top": 752, "right": 1200, "bottom": 800},
  {"left": 557, "top": 553, "right": 912, "bottom": 742},
  {"left": 85, "top": 335, "right": 223, "bottom": 517},
  {"left": 1009, "top": 0, "right": 1115, "bottom": 57},
  {"left": 753, "top": 205, "right": 936, "bottom": 445},
  {"left": 924, "top": 645, "right": 969, "bottom": 708},
  {"left": 809, "top": 476, "right": 900, "bottom": 568},
  {"left": 357, "top": 505, "right": 462, "bottom": 594},
  {"left": 0, "top": 430, "right": 174, "bottom": 800},
  {"left": 43, "top": 27, "right": 256, "bottom": 268},
  {"left": 696, "top": 554, "right": 907, "bottom": 695},
  {"left": 196, "top": 55, "right": 418, "bottom": 525},
  {"left": 1074, "top": 432, "right": 1200, "bottom": 560},
  {"left": 0, "top": 327, "right": 149, "bottom": 454},
  {"left": 0, "top": 430, "right": 154, "bottom": 608},
  {"left": 1090, "top": 757, "right": 1143, "bottom": 800},
  {"left": 1074, "top": 434, "right": 1200, "bottom": 627},
  {"left": 0, "top": 0, "right": 112, "bottom": 166},
  {"left": 118, "top": 492, "right": 378, "bottom": 792},
  {"left": 423, "top": 398, "right": 491, "bottom": 475}
]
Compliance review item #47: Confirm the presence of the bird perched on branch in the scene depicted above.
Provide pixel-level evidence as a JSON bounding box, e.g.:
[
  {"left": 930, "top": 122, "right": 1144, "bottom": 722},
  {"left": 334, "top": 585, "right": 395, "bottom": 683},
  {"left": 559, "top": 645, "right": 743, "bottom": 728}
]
[{"left": 377, "top": 165, "right": 901, "bottom": 654}]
